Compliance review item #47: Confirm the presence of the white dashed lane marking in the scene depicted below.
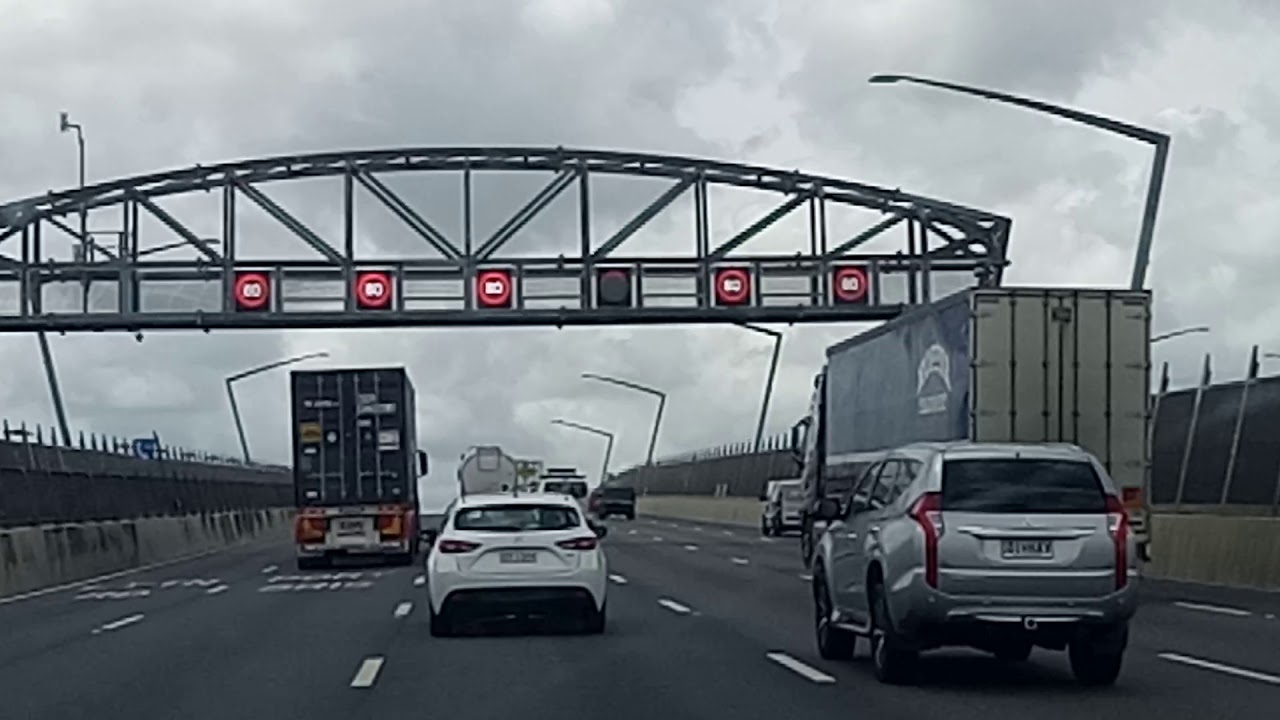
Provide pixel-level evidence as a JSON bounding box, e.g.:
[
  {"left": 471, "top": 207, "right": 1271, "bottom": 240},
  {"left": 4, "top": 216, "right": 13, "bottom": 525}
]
[
  {"left": 1159, "top": 652, "right": 1280, "bottom": 686},
  {"left": 206, "top": 585, "right": 229, "bottom": 596},
  {"left": 657, "top": 598, "right": 693, "bottom": 615},
  {"left": 766, "top": 652, "right": 837, "bottom": 684},
  {"left": 1174, "top": 601, "right": 1252, "bottom": 617},
  {"left": 683, "top": 544, "right": 699, "bottom": 552},
  {"left": 608, "top": 574, "right": 629, "bottom": 585},
  {"left": 393, "top": 602, "right": 413, "bottom": 619},
  {"left": 413, "top": 575, "right": 425, "bottom": 587},
  {"left": 261, "top": 565, "right": 278, "bottom": 574},
  {"left": 93, "top": 613, "right": 145, "bottom": 635},
  {"left": 731, "top": 557, "right": 750, "bottom": 565},
  {"left": 350, "top": 657, "right": 386, "bottom": 688},
  {"left": 798, "top": 573, "right": 813, "bottom": 582}
]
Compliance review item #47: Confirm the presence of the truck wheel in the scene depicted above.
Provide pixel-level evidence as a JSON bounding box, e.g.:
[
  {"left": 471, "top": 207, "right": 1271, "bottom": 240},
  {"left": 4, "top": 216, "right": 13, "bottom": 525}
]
[
  {"left": 812, "top": 569, "right": 856, "bottom": 660},
  {"left": 870, "top": 580, "right": 919, "bottom": 685}
]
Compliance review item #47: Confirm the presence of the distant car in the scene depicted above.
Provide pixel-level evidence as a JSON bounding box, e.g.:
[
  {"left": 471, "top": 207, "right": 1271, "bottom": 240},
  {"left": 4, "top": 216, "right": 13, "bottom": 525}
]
[
  {"left": 542, "top": 479, "right": 590, "bottom": 514},
  {"left": 596, "top": 486, "right": 636, "bottom": 520},
  {"left": 761, "top": 479, "right": 803, "bottom": 536},
  {"left": 425, "top": 493, "right": 608, "bottom": 636},
  {"left": 810, "top": 441, "right": 1138, "bottom": 686}
]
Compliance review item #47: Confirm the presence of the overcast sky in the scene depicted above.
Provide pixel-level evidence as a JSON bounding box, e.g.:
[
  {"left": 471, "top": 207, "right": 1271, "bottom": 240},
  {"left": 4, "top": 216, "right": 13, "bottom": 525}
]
[{"left": 2, "top": 0, "right": 1277, "bottom": 510}]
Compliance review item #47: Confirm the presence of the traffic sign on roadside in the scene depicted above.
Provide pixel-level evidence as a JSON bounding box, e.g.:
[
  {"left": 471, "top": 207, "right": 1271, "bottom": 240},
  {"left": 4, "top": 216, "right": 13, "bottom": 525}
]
[
  {"left": 232, "top": 271, "right": 271, "bottom": 312},
  {"left": 353, "top": 271, "right": 393, "bottom": 310},
  {"left": 831, "top": 265, "right": 870, "bottom": 304},
  {"left": 132, "top": 437, "right": 159, "bottom": 460},
  {"left": 476, "top": 268, "right": 514, "bottom": 309},
  {"left": 712, "top": 266, "right": 751, "bottom": 307}
]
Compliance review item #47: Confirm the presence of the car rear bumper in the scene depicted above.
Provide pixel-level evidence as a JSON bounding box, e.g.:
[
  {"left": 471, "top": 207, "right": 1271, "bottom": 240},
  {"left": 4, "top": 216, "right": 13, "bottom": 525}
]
[
  {"left": 428, "top": 563, "right": 608, "bottom": 614},
  {"left": 888, "top": 568, "right": 1140, "bottom": 638},
  {"left": 298, "top": 539, "right": 412, "bottom": 557},
  {"left": 599, "top": 504, "right": 635, "bottom": 515},
  {"left": 436, "top": 586, "right": 601, "bottom": 625}
]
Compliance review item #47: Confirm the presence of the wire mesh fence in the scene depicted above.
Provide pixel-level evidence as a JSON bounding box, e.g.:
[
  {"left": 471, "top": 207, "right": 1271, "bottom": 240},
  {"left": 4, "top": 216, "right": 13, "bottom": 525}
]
[{"left": 0, "top": 419, "right": 292, "bottom": 528}]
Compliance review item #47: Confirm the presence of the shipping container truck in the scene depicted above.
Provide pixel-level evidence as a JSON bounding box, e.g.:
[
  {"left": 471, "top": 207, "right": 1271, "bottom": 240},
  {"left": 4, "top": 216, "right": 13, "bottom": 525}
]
[
  {"left": 291, "top": 367, "right": 430, "bottom": 570},
  {"left": 458, "top": 446, "right": 518, "bottom": 495},
  {"left": 789, "top": 287, "right": 1152, "bottom": 568}
]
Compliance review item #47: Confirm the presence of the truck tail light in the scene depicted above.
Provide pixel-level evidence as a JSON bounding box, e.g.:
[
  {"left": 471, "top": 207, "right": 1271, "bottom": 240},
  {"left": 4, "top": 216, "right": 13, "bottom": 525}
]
[
  {"left": 377, "top": 512, "right": 404, "bottom": 538},
  {"left": 908, "top": 492, "right": 943, "bottom": 588},
  {"left": 1106, "top": 495, "right": 1130, "bottom": 590},
  {"left": 295, "top": 515, "right": 327, "bottom": 543}
]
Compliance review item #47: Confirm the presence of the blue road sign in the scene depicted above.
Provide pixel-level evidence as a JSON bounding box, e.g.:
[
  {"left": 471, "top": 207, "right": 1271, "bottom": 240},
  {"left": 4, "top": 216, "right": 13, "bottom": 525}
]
[{"left": 132, "top": 437, "right": 159, "bottom": 460}]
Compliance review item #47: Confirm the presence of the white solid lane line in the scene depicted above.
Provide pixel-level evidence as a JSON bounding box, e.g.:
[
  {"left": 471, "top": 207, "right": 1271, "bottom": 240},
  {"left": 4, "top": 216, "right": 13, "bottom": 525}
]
[
  {"left": 1174, "top": 601, "right": 1252, "bottom": 617},
  {"left": 766, "top": 652, "right": 837, "bottom": 684},
  {"left": 206, "top": 585, "right": 229, "bottom": 595},
  {"left": 683, "top": 544, "right": 699, "bottom": 552},
  {"left": 413, "top": 575, "right": 426, "bottom": 587},
  {"left": 731, "top": 557, "right": 750, "bottom": 565},
  {"left": 657, "top": 598, "right": 693, "bottom": 615},
  {"left": 261, "top": 565, "right": 278, "bottom": 574},
  {"left": 393, "top": 602, "right": 413, "bottom": 619},
  {"left": 1158, "top": 652, "right": 1280, "bottom": 686},
  {"left": 350, "top": 657, "right": 386, "bottom": 688},
  {"left": 608, "top": 574, "right": 629, "bottom": 585},
  {"left": 93, "top": 613, "right": 146, "bottom": 634}
]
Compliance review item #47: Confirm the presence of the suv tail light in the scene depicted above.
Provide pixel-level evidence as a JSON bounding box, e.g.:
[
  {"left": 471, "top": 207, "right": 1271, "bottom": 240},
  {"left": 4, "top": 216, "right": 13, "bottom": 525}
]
[
  {"left": 436, "top": 539, "right": 481, "bottom": 554},
  {"left": 908, "top": 492, "right": 943, "bottom": 588},
  {"left": 295, "top": 515, "right": 327, "bottom": 543},
  {"left": 556, "top": 536, "right": 599, "bottom": 551},
  {"left": 1106, "top": 495, "right": 1130, "bottom": 589}
]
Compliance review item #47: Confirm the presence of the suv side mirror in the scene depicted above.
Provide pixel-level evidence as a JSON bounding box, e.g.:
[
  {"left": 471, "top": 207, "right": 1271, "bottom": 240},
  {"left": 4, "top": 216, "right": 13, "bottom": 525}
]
[
  {"left": 815, "top": 498, "right": 842, "bottom": 521},
  {"left": 416, "top": 450, "right": 429, "bottom": 477}
]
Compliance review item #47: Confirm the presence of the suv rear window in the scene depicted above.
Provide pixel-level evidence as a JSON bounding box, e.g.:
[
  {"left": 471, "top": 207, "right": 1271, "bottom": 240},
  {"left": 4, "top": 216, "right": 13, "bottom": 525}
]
[
  {"left": 544, "top": 481, "right": 588, "bottom": 498},
  {"left": 941, "top": 459, "right": 1108, "bottom": 513},
  {"left": 454, "top": 504, "right": 581, "bottom": 532},
  {"left": 602, "top": 487, "right": 634, "bottom": 500}
]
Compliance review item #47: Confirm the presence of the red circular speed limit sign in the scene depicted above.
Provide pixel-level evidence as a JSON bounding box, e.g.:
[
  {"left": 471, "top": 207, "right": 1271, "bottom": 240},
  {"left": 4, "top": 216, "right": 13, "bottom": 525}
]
[
  {"left": 354, "top": 271, "right": 393, "bottom": 310},
  {"left": 712, "top": 267, "right": 751, "bottom": 306},
  {"left": 832, "top": 265, "right": 870, "bottom": 304},
  {"left": 476, "top": 269, "right": 514, "bottom": 309},
  {"left": 233, "top": 271, "right": 271, "bottom": 312}
]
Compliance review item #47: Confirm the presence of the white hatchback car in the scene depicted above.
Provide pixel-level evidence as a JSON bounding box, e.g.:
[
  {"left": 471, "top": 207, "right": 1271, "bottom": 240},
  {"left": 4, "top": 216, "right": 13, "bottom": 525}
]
[{"left": 425, "top": 493, "right": 608, "bottom": 636}]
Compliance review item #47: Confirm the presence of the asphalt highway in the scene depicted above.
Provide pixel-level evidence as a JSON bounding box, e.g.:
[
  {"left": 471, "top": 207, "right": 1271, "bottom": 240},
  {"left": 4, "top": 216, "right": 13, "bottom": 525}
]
[{"left": 3, "top": 514, "right": 1278, "bottom": 720}]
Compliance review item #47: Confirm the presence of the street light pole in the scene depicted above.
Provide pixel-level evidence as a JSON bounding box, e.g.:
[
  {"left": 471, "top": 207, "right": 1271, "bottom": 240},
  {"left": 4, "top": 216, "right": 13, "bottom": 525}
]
[
  {"left": 226, "top": 351, "right": 330, "bottom": 463},
  {"left": 581, "top": 372, "right": 666, "bottom": 465},
  {"left": 551, "top": 418, "right": 615, "bottom": 486},
  {"left": 1152, "top": 325, "right": 1210, "bottom": 344},
  {"left": 737, "top": 323, "right": 784, "bottom": 453},
  {"left": 868, "top": 74, "right": 1171, "bottom": 291}
]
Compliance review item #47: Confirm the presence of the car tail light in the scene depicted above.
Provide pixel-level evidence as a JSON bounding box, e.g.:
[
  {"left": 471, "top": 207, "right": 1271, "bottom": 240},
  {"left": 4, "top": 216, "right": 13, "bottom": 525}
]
[
  {"left": 1106, "top": 495, "right": 1130, "bottom": 589},
  {"left": 295, "top": 515, "right": 326, "bottom": 543},
  {"left": 436, "top": 539, "right": 481, "bottom": 554},
  {"left": 908, "top": 492, "right": 943, "bottom": 588},
  {"left": 556, "top": 536, "right": 599, "bottom": 551},
  {"left": 377, "top": 512, "right": 403, "bottom": 538}
]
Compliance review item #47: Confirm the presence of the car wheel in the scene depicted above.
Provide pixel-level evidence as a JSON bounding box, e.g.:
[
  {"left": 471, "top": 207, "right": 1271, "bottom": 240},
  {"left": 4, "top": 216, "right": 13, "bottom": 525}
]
[
  {"left": 1068, "top": 624, "right": 1127, "bottom": 686},
  {"left": 869, "top": 580, "right": 919, "bottom": 684},
  {"left": 428, "top": 603, "right": 454, "bottom": 638},
  {"left": 812, "top": 569, "right": 856, "bottom": 660},
  {"left": 584, "top": 601, "right": 607, "bottom": 635}
]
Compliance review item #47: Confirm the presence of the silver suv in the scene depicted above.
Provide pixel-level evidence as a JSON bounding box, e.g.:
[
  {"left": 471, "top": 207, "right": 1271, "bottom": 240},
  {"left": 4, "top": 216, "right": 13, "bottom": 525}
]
[{"left": 810, "top": 441, "right": 1138, "bottom": 686}]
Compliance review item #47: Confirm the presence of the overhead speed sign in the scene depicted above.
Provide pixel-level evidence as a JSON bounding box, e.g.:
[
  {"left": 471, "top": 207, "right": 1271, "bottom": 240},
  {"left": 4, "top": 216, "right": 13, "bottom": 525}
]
[
  {"left": 233, "top": 271, "right": 271, "bottom": 312},
  {"left": 354, "top": 271, "right": 393, "bottom": 310}
]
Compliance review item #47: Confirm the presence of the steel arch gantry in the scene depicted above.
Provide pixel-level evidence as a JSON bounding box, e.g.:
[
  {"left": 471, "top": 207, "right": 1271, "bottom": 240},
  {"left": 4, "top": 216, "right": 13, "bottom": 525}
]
[{"left": 0, "top": 146, "right": 1012, "bottom": 332}]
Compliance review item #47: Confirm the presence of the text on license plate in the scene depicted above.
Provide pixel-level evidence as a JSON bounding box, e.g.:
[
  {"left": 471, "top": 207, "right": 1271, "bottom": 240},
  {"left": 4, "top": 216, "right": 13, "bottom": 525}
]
[
  {"left": 499, "top": 551, "right": 538, "bottom": 564},
  {"left": 1000, "top": 539, "right": 1053, "bottom": 558},
  {"left": 336, "top": 520, "right": 368, "bottom": 535}
]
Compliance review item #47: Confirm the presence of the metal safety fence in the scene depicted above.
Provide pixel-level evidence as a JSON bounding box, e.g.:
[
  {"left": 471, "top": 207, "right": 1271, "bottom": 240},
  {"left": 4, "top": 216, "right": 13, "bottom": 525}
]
[{"left": 0, "top": 419, "right": 291, "bottom": 528}]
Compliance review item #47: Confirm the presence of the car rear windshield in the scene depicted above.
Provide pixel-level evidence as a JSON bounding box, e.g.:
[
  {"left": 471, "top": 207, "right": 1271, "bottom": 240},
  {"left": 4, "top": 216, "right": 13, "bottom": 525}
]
[
  {"left": 941, "top": 458, "right": 1108, "bottom": 513},
  {"left": 602, "top": 487, "right": 634, "bottom": 500},
  {"left": 454, "top": 505, "right": 581, "bottom": 532},
  {"left": 544, "top": 481, "right": 588, "bottom": 498}
]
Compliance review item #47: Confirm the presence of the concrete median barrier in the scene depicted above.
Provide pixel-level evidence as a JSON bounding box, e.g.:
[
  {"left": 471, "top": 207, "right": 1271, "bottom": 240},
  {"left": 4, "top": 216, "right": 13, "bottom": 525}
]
[
  {"left": 638, "top": 495, "right": 1280, "bottom": 591},
  {"left": 0, "top": 508, "right": 293, "bottom": 599}
]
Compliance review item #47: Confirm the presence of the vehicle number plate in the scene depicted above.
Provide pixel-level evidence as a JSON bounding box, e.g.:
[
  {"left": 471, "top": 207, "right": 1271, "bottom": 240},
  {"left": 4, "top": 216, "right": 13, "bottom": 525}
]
[
  {"left": 336, "top": 520, "right": 367, "bottom": 536},
  {"left": 499, "top": 551, "right": 538, "bottom": 564},
  {"left": 1001, "top": 539, "right": 1053, "bottom": 558}
]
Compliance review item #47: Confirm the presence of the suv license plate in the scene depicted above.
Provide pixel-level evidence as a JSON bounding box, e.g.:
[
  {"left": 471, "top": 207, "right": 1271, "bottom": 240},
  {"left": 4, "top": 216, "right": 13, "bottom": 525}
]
[
  {"left": 336, "top": 520, "right": 368, "bottom": 535},
  {"left": 499, "top": 551, "right": 538, "bottom": 564},
  {"left": 1001, "top": 539, "right": 1053, "bottom": 559}
]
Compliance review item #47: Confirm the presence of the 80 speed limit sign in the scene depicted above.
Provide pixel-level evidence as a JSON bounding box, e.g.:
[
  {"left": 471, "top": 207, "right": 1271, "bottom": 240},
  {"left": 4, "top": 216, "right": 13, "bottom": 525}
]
[
  {"left": 831, "top": 265, "right": 870, "bottom": 305},
  {"left": 354, "top": 271, "right": 393, "bottom": 310}
]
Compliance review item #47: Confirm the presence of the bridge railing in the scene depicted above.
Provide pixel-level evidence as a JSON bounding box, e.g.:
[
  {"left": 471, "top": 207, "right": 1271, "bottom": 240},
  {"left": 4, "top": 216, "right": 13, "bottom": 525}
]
[{"left": 0, "top": 418, "right": 292, "bottom": 528}]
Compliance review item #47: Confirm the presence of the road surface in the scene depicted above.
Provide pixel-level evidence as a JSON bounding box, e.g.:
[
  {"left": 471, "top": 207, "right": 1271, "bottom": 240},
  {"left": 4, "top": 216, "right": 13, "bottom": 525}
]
[{"left": 3, "top": 515, "right": 1278, "bottom": 719}]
